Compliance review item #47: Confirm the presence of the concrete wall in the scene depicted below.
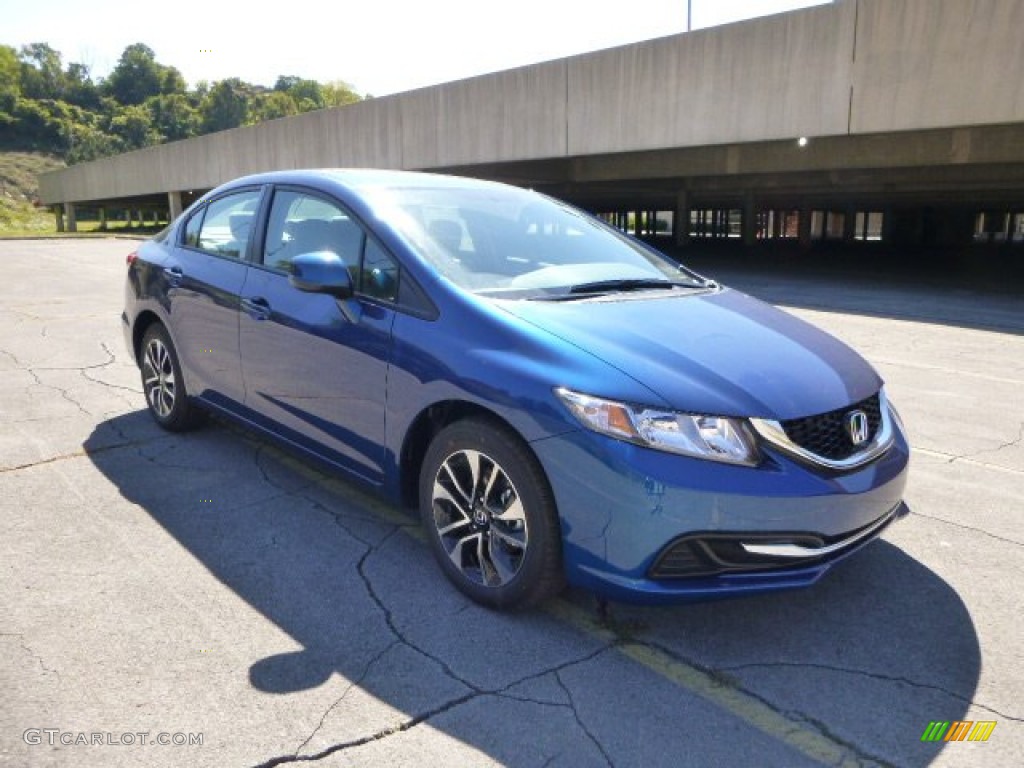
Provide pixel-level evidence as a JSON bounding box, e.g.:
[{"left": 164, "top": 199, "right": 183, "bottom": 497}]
[
  {"left": 38, "top": 0, "right": 1024, "bottom": 205},
  {"left": 567, "top": 1, "right": 855, "bottom": 154},
  {"left": 851, "top": 0, "right": 1024, "bottom": 133}
]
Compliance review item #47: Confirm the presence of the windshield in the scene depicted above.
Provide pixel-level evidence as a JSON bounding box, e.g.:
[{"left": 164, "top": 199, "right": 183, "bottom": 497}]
[{"left": 363, "top": 184, "right": 707, "bottom": 299}]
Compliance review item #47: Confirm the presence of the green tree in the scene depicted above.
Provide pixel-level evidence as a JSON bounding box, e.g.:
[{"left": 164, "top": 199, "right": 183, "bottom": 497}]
[
  {"left": 288, "top": 79, "right": 325, "bottom": 112},
  {"left": 19, "top": 43, "right": 64, "bottom": 100},
  {"left": 161, "top": 66, "right": 187, "bottom": 95},
  {"left": 64, "top": 123, "right": 123, "bottom": 164},
  {"left": 250, "top": 90, "right": 298, "bottom": 122},
  {"left": 322, "top": 80, "right": 361, "bottom": 108},
  {"left": 273, "top": 75, "right": 301, "bottom": 92},
  {"left": 146, "top": 93, "right": 199, "bottom": 141},
  {"left": 109, "top": 104, "right": 160, "bottom": 149},
  {"left": 105, "top": 43, "right": 163, "bottom": 105},
  {"left": 0, "top": 45, "right": 20, "bottom": 98},
  {"left": 63, "top": 62, "right": 101, "bottom": 109},
  {"left": 200, "top": 78, "right": 249, "bottom": 133}
]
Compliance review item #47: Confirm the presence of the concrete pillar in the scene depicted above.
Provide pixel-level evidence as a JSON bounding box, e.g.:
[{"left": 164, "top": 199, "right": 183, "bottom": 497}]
[
  {"left": 54, "top": 207, "right": 65, "bottom": 233},
  {"left": 63, "top": 203, "right": 77, "bottom": 233},
  {"left": 98, "top": 208, "right": 107, "bottom": 231},
  {"left": 742, "top": 194, "right": 757, "bottom": 246},
  {"left": 843, "top": 207, "right": 857, "bottom": 241},
  {"left": 881, "top": 208, "right": 894, "bottom": 244},
  {"left": 673, "top": 191, "right": 690, "bottom": 247},
  {"left": 633, "top": 211, "right": 642, "bottom": 237},
  {"left": 168, "top": 191, "right": 183, "bottom": 221},
  {"left": 798, "top": 205, "right": 813, "bottom": 250}
]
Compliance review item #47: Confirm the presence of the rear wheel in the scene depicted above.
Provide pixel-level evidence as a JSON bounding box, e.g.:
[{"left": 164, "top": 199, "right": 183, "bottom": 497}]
[
  {"left": 419, "top": 418, "right": 564, "bottom": 609},
  {"left": 140, "top": 324, "right": 202, "bottom": 431}
]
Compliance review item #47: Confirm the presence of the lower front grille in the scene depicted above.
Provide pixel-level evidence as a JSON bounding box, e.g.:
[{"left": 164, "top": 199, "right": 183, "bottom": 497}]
[
  {"left": 779, "top": 393, "right": 882, "bottom": 461},
  {"left": 650, "top": 533, "right": 826, "bottom": 578}
]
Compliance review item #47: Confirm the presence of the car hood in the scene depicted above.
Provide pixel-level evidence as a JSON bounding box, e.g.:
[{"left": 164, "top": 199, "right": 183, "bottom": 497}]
[{"left": 497, "top": 287, "right": 881, "bottom": 420}]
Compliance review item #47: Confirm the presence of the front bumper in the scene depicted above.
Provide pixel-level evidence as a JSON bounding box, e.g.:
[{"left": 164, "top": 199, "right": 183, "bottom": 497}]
[{"left": 531, "top": 420, "right": 910, "bottom": 604}]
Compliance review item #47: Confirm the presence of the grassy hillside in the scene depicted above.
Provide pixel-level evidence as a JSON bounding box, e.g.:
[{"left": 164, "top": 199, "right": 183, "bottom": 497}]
[{"left": 0, "top": 152, "right": 64, "bottom": 234}]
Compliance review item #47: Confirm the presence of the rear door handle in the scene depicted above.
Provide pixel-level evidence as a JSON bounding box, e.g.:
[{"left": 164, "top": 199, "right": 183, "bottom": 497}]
[
  {"left": 164, "top": 266, "right": 183, "bottom": 287},
  {"left": 241, "top": 296, "right": 272, "bottom": 321}
]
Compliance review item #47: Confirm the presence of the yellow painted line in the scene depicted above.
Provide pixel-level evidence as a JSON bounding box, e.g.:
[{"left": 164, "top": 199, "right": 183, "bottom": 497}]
[
  {"left": 257, "top": 436, "right": 861, "bottom": 765},
  {"left": 545, "top": 600, "right": 862, "bottom": 767}
]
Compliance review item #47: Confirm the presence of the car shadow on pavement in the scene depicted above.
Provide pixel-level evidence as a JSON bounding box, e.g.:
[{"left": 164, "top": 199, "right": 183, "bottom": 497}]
[{"left": 85, "top": 411, "right": 980, "bottom": 767}]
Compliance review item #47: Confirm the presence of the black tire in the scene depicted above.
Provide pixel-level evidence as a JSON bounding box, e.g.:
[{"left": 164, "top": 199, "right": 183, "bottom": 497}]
[
  {"left": 139, "top": 323, "right": 202, "bottom": 432},
  {"left": 419, "top": 418, "right": 564, "bottom": 609}
]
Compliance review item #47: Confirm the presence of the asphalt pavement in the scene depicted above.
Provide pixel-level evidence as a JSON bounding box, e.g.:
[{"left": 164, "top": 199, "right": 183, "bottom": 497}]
[{"left": 1, "top": 239, "right": 1021, "bottom": 767}]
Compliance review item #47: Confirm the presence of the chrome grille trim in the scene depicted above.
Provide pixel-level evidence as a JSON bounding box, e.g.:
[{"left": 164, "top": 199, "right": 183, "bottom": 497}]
[{"left": 750, "top": 389, "right": 895, "bottom": 471}]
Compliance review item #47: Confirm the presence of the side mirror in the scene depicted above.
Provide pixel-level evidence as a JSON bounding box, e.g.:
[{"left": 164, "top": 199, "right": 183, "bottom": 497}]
[{"left": 288, "top": 251, "right": 353, "bottom": 298}]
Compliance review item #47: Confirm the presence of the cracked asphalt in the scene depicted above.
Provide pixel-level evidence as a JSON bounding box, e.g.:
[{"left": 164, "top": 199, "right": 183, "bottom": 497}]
[{"left": 1, "top": 239, "right": 1022, "bottom": 767}]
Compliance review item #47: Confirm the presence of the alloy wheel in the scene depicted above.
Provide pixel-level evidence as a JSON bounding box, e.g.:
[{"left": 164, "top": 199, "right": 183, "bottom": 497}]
[
  {"left": 142, "top": 337, "right": 176, "bottom": 419},
  {"left": 430, "top": 449, "right": 529, "bottom": 587}
]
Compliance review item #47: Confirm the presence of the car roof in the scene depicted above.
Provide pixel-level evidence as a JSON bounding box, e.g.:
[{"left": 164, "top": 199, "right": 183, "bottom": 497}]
[{"left": 225, "top": 168, "right": 512, "bottom": 195}]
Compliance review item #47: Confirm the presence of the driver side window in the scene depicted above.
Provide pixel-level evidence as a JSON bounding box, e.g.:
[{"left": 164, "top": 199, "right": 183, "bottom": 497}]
[
  {"left": 263, "top": 190, "right": 363, "bottom": 274},
  {"left": 263, "top": 188, "right": 401, "bottom": 303}
]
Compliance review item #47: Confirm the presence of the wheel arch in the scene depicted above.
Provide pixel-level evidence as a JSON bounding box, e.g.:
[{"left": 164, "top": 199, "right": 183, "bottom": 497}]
[
  {"left": 398, "top": 400, "right": 541, "bottom": 510},
  {"left": 131, "top": 310, "right": 164, "bottom": 365}
]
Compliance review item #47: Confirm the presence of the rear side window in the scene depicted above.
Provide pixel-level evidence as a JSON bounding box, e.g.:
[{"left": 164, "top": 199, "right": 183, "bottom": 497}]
[{"left": 185, "top": 190, "right": 262, "bottom": 259}]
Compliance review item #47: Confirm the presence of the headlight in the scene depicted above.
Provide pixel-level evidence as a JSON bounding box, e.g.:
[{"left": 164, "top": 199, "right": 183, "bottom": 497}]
[{"left": 555, "top": 388, "right": 759, "bottom": 466}]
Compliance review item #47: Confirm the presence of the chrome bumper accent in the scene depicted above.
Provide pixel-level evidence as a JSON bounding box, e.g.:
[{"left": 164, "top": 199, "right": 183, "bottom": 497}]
[
  {"left": 749, "top": 388, "right": 895, "bottom": 471},
  {"left": 740, "top": 506, "right": 897, "bottom": 559}
]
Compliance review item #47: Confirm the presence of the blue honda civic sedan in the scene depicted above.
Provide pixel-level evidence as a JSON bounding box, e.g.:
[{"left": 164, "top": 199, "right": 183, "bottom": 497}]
[{"left": 123, "top": 169, "right": 909, "bottom": 608}]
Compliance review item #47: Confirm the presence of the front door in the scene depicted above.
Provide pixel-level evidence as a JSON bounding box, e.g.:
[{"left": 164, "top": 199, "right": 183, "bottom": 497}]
[{"left": 239, "top": 187, "right": 397, "bottom": 483}]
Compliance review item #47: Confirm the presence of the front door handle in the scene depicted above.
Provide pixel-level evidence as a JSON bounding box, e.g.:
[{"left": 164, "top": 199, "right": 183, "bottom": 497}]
[{"left": 241, "top": 296, "right": 272, "bottom": 321}]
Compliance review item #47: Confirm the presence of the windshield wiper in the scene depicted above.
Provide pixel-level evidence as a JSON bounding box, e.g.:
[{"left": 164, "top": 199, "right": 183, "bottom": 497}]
[{"left": 567, "top": 278, "right": 705, "bottom": 295}]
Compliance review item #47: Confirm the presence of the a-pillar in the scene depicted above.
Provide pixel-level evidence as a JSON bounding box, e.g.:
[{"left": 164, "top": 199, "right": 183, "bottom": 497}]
[
  {"left": 673, "top": 191, "right": 690, "bottom": 247},
  {"left": 742, "top": 194, "right": 757, "bottom": 246},
  {"left": 54, "top": 206, "right": 65, "bottom": 232},
  {"left": 63, "top": 202, "right": 77, "bottom": 233},
  {"left": 168, "top": 191, "right": 183, "bottom": 221}
]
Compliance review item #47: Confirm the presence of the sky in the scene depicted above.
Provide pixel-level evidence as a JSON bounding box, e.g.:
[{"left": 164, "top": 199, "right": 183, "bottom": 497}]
[{"left": 3, "top": 0, "right": 829, "bottom": 96}]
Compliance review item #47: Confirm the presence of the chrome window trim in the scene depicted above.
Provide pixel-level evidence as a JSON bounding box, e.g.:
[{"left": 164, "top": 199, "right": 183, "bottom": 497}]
[{"left": 749, "top": 389, "right": 895, "bottom": 471}]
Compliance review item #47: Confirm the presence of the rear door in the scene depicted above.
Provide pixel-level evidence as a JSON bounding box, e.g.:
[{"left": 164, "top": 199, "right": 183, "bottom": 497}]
[
  {"left": 239, "top": 186, "right": 401, "bottom": 483},
  {"left": 169, "top": 187, "right": 264, "bottom": 409}
]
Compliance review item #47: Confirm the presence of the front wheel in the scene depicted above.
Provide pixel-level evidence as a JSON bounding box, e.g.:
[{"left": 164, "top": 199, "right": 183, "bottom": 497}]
[
  {"left": 419, "top": 418, "right": 564, "bottom": 609},
  {"left": 140, "top": 323, "right": 202, "bottom": 431}
]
